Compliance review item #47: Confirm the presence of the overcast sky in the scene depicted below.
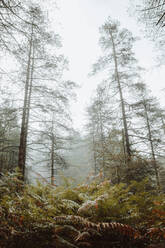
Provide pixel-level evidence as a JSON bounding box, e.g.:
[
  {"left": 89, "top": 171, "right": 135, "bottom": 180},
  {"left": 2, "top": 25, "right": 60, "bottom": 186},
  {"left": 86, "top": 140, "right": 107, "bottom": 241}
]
[{"left": 51, "top": 0, "right": 165, "bottom": 131}]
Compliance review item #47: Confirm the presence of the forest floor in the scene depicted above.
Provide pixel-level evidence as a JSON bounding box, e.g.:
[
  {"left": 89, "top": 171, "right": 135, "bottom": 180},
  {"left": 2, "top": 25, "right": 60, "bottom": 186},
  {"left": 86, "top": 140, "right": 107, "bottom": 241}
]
[{"left": 0, "top": 171, "right": 165, "bottom": 248}]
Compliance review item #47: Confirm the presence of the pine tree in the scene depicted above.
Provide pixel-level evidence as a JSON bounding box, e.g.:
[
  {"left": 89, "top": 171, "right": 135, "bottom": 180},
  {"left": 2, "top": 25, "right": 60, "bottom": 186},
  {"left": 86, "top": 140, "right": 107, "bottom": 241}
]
[
  {"left": 92, "top": 18, "right": 140, "bottom": 166},
  {"left": 15, "top": 4, "right": 65, "bottom": 179},
  {"left": 130, "top": 82, "right": 162, "bottom": 190},
  {"left": 86, "top": 83, "right": 125, "bottom": 180}
]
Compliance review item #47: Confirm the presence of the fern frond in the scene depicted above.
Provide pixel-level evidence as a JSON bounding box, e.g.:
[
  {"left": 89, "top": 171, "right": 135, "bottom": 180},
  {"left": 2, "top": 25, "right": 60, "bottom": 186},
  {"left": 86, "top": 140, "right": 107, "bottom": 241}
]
[
  {"left": 54, "top": 215, "right": 141, "bottom": 240},
  {"left": 97, "top": 222, "right": 140, "bottom": 239},
  {"left": 54, "top": 215, "right": 93, "bottom": 228},
  {"left": 145, "top": 227, "right": 165, "bottom": 240}
]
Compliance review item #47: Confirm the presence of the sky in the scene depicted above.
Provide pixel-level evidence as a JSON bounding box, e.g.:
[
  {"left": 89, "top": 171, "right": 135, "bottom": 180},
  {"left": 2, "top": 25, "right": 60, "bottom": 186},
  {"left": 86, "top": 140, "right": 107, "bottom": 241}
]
[{"left": 50, "top": 0, "right": 165, "bottom": 131}]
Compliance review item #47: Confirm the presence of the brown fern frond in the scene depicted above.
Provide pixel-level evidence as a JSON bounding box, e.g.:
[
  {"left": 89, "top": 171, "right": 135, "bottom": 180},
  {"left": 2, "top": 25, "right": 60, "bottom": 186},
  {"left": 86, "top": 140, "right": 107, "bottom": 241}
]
[
  {"left": 54, "top": 215, "right": 94, "bottom": 229},
  {"left": 145, "top": 227, "right": 165, "bottom": 240},
  {"left": 97, "top": 222, "right": 140, "bottom": 240},
  {"left": 54, "top": 215, "right": 141, "bottom": 240}
]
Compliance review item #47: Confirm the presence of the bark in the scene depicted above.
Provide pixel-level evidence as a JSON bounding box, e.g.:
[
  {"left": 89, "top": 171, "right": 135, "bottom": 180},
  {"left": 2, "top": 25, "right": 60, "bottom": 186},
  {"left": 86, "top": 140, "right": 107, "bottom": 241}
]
[{"left": 108, "top": 28, "right": 131, "bottom": 166}]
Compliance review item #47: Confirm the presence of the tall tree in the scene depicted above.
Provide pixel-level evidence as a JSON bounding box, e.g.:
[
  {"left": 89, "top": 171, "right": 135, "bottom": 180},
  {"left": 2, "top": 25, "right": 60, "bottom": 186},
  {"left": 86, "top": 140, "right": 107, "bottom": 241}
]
[
  {"left": 18, "top": 9, "right": 34, "bottom": 177},
  {"left": 92, "top": 18, "right": 140, "bottom": 166},
  {"left": 17, "top": 4, "right": 64, "bottom": 179}
]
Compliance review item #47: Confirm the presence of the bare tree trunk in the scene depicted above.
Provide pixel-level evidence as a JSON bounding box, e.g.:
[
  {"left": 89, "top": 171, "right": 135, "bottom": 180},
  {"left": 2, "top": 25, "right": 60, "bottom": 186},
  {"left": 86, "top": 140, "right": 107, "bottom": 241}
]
[
  {"left": 100, "top": 118, "right": 105, "bottom": 178},
  {"left": 98, "top": 93, "right": 105, "bottom": 178},
  {"left": 50, "top": 115, "right": 55, "bottom": 185},
  {"left": 91, "top": 121, "right": 97, "bottom": 175},
  {"left": 143, "top": 101, "right": 160, "bottom": 191},
  {"left": 24, "top": 42, "right": 35, "bottom": 169},
  {"left": 51, "top": 134, "right": 55, "bottom": 185},
  {"left": 122, "top": 128, "right": 127, "bottom": 165},
  {"left": 116, "top": 165, "right": 120, "bottom": 184},
  {"left": 18, "top": 22, "right": 34, "bottom": 179},
  {"left": 108, "top": 28, "right": 131, "bottom": 166}
]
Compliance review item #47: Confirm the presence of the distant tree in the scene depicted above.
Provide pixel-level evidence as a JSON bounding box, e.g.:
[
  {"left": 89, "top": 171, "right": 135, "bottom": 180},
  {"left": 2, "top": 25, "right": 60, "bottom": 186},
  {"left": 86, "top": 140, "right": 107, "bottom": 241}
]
[
  {"left": 130, "top": 82, "right": 163, "bottom": 190},
  {"left": 87, "top": 87, "right": 106, "bottom": 177},
  {"left": 32, "top": 81, "right": 76, "bottom": 185},
  {"left": 86, "top": 83, "right": 126, "bottom": 181},
  {"left": 0, "top": 98, "right": 19, "bottom": 172}
]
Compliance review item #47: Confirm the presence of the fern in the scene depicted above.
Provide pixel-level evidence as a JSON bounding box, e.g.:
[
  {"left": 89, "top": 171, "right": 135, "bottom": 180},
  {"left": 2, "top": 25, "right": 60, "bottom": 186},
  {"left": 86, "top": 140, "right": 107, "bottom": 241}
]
[
  {"left": 0, "top": 171, "right": 165, "bottom": 247},
  {"left": 145, "top": 227, "right": 165, "bottom": 241},
  {"left": 54, "top": 215, "right": 141, "bottom": 240}
]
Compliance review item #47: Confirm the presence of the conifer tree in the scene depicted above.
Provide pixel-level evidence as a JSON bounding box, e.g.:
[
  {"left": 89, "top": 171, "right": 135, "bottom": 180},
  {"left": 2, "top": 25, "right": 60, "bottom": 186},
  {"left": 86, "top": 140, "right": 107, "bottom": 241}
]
[
  {"left": 131, "top": 82, "right": 162, "bottom": 190},
  {"left": 92, "top": 18, "right": 140, "bottom": 166},
  {"left": 17, "top": 4, "right": 65, "bottom": 179}
]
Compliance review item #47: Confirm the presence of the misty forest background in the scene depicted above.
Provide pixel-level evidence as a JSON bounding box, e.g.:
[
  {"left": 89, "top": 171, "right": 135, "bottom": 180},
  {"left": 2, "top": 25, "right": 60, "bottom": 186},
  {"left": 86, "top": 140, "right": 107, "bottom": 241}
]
[{"left": 0, "top": 1, "right": 165, "bottom": 248}]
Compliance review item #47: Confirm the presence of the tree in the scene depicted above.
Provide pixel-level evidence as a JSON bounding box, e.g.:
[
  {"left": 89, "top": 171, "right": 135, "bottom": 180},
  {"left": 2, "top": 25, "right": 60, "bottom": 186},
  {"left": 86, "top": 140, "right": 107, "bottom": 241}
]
[
  {"left": 31, "top": 80, "right": 76, "bottom": 185},
  {"left": 86, "top": 83, "right": 126, "bottom": 181},
  {"left": 0, "top": 1, "right": 76, "bottom": 184},
  {"left": 16, "top": 4, "right": 64, "bottom": 179},
  {"left": 130, "top": 82, "right": 163, "bottom": 190},
  {"left": 86, "top": 85, "right": 108, "bottom": 177},
  {"left": 0, "top": 97, "right": 19, "bottom": 172},
  {"left": 92, "top": 18, "right": 140, "bottom": 166}
]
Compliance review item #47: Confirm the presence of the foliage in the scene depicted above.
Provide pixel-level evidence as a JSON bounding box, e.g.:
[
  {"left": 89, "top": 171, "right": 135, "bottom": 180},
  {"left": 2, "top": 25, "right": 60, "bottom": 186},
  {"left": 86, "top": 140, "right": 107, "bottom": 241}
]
[{"left": 0, "top": 171, "right": 165, "bottom": 247}]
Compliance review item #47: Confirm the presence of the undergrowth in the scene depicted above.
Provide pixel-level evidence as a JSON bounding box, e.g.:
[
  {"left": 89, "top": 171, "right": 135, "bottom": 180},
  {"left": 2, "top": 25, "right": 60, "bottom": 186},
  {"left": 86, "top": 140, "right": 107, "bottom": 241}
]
[{"left": 0, "top": 170, "right": 164, "bottom": 247}]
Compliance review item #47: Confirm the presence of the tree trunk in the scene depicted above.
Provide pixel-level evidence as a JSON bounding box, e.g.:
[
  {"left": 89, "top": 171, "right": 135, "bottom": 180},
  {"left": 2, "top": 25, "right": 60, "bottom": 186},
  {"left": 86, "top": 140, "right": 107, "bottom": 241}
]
[
  {"left": 91, "top": 121, "right": 97, "bottom": 175},
  {"left": 50, "top": 115, "right": 55, "bottom": 185},
  {"left": 98, "top": 93, "right": 105, "bottom": 177},
  {"left": 100, "top": 120, "right": 105, "bottom": 178},
  {"left": 24, "top": 42, "right": 35, "bottom": 169},
  {"left": 18, "top": 22, "right": 34, "bottom": 179},
  {"left": 122, "top": 128, "right": 127, "bottom": 165},
  {"left": 108, "top": 28, "right": 131, "bottom": 166},
  {"left": 51, "top": 134, "right": 55, "bottom": 185},
  {"left": 143, "top": 101, "right": 160, "bottom": 191}
]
